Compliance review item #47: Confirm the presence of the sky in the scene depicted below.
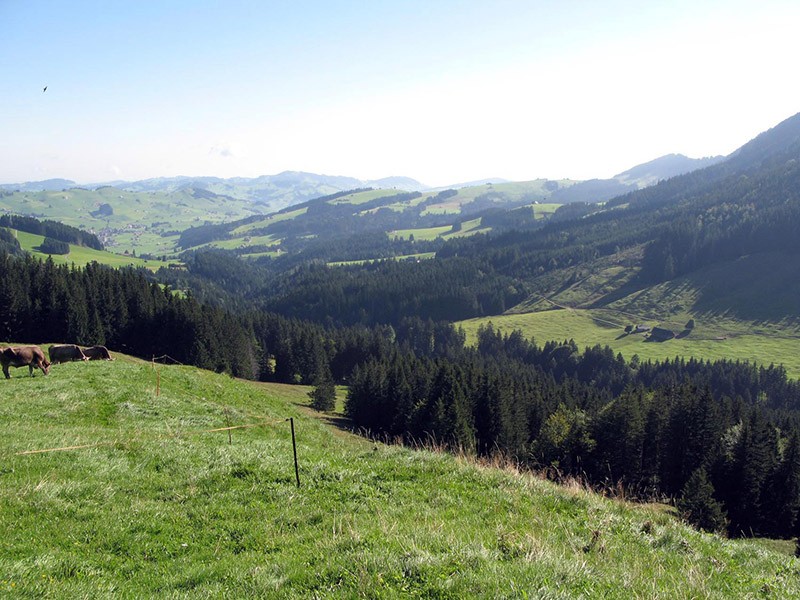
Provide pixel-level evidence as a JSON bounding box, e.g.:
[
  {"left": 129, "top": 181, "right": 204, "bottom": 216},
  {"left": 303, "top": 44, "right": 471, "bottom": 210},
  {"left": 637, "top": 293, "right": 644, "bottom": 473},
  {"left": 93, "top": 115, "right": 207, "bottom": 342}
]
[{"left": 2, "top": 0, "right": 800, "bottom": 187}]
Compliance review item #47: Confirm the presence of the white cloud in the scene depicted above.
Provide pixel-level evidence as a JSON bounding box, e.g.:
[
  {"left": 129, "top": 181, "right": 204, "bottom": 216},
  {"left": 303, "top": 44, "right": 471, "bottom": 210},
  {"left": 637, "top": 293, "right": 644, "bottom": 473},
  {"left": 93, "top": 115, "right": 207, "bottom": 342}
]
[{"left": 209, "top": 143, "right": 237, "bottom": 158}]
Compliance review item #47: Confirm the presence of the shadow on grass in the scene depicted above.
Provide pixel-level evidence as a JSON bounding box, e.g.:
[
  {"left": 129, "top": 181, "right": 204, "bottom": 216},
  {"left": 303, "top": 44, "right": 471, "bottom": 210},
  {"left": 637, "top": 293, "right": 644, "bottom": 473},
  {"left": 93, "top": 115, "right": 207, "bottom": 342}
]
[{"left": 320, "top": 413, "right": 358, "bottom": 434}]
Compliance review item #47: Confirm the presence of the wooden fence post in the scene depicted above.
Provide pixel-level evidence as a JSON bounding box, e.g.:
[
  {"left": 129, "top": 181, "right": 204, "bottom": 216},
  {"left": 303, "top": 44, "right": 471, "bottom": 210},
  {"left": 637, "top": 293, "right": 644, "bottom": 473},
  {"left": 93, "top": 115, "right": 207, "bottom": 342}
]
[{"left": 289, "top": 417, "right": 300, "bottom": 488}]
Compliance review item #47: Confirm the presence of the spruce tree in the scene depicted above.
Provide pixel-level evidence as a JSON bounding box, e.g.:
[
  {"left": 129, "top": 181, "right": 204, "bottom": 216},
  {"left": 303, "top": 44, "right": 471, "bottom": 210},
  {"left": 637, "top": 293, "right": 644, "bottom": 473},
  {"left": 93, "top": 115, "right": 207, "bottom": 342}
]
[
  {"left": 677, "top": 467, "right": 727, "bottom": 533},
  {"left": 308, "top": 366, "right": 336, "bottom": 412}
]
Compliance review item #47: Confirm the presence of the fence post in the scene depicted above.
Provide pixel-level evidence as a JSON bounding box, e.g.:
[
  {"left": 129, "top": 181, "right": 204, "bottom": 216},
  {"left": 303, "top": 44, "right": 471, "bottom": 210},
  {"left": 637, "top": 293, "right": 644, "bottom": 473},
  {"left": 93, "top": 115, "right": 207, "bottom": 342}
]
[
  {"left": 225, "top": 408, "right": 232, "bottom": 445},
  {"left": 152, "top": 356, "right": 161, "bottom": 397},
  {"left": 289, "top": 417, "right": 300, "bottom": 488}
]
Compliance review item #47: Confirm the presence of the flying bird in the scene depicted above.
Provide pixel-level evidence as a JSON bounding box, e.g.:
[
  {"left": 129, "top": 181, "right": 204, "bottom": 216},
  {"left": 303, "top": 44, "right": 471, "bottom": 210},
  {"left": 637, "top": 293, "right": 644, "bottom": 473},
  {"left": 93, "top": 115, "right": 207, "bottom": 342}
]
[{"left": 43, "top": 86, "right": 47, "bottom": 93}]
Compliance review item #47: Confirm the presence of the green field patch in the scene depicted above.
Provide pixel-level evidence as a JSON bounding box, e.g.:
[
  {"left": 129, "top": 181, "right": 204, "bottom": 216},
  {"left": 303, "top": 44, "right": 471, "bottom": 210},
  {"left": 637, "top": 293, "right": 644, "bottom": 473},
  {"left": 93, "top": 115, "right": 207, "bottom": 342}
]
[
  {"left": 391, "top": 225, "right": 451, "bottom": 241},
  {"left": 13, "top": 230, "right": 161, "bottom": 270},
  {"left": 206, "top": 233, "right": 280, "bottom": 251},
  {"left": 239, "top": 249, "right": 285, "bottom": 259},
  {"left": 380, "top": 195, "right": 429, "bottom": 211},
  {"left": 229, "top": 207, "right": 309, "bottom": 235},
  {"left": 328, "top": 189, "right": 398, "bottom": 205},
  {"left": 420, "top": 201, "right": 463, "bottom": 215},
  {"left": 328, "top": 252, "right": 435, "bottom": 266},
  {"left": 390, "top": 219, "right": 488, "bottom": 242},
  {"left": 445, "top": 217, "right": 488, "bottom": 239},
  {"left": 418, "top": 180, "right": 572, "bottom": 217},
  {"left": 532, "top": 203, "right": 561, "bottom": 219},
  {"left": 458, "top": 308, "right": 800, "bottom": 379}
]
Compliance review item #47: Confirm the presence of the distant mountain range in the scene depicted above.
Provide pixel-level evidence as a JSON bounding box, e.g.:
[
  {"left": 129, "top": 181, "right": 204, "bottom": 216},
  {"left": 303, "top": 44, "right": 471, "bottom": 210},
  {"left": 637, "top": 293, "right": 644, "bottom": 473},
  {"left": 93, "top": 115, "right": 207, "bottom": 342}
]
[{"left": 0, "top": 153, "right": 722, "bottom": 212}]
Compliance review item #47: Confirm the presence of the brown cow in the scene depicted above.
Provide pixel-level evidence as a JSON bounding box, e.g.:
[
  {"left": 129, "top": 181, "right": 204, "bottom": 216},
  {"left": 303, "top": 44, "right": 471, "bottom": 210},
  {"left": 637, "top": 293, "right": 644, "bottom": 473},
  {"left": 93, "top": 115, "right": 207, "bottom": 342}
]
[
  {"left": 82, "top": 345, "right": 113, "bottom": 361},
  {"left": 49, "top": 344, "right": 89, "bottom": 364},
  {"left": 1, "top": 346, "right": 51, "bottom": 379}
]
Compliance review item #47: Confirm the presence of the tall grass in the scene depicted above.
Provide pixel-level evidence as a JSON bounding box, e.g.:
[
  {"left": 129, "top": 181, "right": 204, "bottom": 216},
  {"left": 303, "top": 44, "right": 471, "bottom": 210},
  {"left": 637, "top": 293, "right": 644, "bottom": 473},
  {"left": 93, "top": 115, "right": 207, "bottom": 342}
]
[{"left": 1, "top": 356, "right": 798, "bottom": 597}]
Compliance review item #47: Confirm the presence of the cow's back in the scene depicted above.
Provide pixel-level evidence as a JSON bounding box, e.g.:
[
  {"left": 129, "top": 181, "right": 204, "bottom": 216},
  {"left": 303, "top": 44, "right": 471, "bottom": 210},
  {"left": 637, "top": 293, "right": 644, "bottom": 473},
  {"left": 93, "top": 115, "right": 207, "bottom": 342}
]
[
  {"left": 49, "top": 344, "right": 87, "bottom": 363},
  {"left": 83, "top": 345, "right": 113, "bottom": 360}
]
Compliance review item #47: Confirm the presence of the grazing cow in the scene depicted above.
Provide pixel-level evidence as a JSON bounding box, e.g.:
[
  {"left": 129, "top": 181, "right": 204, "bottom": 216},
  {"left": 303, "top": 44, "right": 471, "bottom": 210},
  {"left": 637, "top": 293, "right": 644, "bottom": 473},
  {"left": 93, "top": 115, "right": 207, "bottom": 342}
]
[
  {"left": 82, "top": 345, "right": 113, "bottom": 361},
  {"left": 49, "top": 344, "right": 89, "bottom": 364},
  {"left": 1, "top": 346, "right": 51, "bottom": 379}
]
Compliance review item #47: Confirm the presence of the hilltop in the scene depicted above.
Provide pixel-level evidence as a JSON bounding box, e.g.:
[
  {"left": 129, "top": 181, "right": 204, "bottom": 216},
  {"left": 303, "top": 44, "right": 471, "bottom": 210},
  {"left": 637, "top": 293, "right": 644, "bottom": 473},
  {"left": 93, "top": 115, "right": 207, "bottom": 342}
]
[
  {"left": 1, "top": 353, "right": 797, "bottom": 597},
  {"left": 550, "top": 154, "right": 724, "bottom": 203}
]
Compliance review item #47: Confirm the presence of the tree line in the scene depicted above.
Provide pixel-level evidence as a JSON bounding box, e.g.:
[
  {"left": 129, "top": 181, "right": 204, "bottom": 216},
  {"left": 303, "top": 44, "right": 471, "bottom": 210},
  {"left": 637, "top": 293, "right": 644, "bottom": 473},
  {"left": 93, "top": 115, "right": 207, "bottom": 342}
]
[
  {"left": 0, "top": 215, "right": 103, "bottom": 250},
  {"left": 3, "top": 250, "right": 800, "bottom": 538},
  {"left": 346, "top": 324, "right": 800, "bottom": 538}
]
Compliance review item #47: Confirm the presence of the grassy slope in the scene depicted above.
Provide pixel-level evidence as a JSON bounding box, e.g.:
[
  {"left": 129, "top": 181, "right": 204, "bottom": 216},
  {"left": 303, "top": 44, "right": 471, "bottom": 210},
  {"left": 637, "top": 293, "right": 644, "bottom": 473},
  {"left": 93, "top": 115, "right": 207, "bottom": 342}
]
[
  {"left": 458, "top": 308, "right": 800, "bottom": 379},
  {"left": 391, "top": 218, "right": 488, "bottom": 242},
  {"left": 419, "top": 181, "right": 572, "bottom": 216},
  {"left": 13, "top": 230, "right": 161, "bottom": 271},
  {"left": 0, "top": 187, "right": 263, "bottom": 256},
  {"left": 460, "top": 251, "right": 800, "bottom": 378},
  {"left": 1, "top": 351, "right": 799, "bottom": 597}
]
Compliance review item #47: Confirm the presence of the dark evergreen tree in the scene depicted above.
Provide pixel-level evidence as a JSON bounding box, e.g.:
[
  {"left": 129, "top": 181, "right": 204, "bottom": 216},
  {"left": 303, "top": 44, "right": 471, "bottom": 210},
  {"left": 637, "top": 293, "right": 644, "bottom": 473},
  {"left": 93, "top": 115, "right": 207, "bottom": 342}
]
[
  {"left": 677, "top": 467, "right": 727, "bottom": 533},
  {"left": 762, "top": 432, "right": 800, "bottom": 537},
  {"left": 726, "top": 410, "right": 780, "bottom": 536},
  {"left": 308, "top": 365, "right": 336, "bottom": 412}
]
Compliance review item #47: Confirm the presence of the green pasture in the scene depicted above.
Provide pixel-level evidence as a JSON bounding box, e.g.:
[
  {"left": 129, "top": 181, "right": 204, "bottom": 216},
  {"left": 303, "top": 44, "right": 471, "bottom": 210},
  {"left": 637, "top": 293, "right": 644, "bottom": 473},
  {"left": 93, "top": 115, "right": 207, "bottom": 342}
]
[
  {"left": 108, "top": 230, "right": 180, "bottom": 258},
  {"left": 458, "top": 308, "right": 800, "bottom": 379},
  {"left": 13, "top": 230, "right": 161, "bottom": 271},
  {"left": 328, "top": 189, "right": 397, "bottom": 205},
  {"left": 229, "top": 207, "right": 309, "bottom": 237},
  {"left": 374, "top": 195, "right": 429, "bottom": 212},
  {"left": 390, "top": 218, "right": 488, "bottom": 242},
  {"left": 328, "top": 252, "right": 435, "bottom": 267},
  {"left": 0, "top": 187, "right": 265, "bottom": 255},
  {"left": 1, "top": 352, "right": 798, "bottom": 597},
  {"left": 532, "top": 203, "right": 561, "bottom": 219},
  {"left": 391, "top": 225, "right": 451, "bottom": 241},
  {"left": 419, "top": 180, "right": 570, "bottom": 216},
  {"left": 206, "top": 233, "right": 281, "bottom": 251}
]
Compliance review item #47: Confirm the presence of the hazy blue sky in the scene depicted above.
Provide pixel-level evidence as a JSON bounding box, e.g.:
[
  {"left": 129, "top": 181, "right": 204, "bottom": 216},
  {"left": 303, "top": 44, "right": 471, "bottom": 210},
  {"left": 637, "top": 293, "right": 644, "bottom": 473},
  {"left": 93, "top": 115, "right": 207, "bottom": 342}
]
[{"left": 2, "top": 0, "right": 799, "bottom": 186}]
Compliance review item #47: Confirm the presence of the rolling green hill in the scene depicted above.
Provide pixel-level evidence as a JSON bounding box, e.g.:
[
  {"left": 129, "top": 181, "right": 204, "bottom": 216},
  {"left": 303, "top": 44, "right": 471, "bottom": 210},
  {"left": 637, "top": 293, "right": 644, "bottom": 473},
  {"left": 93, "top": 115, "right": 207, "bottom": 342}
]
[
  {"left": 2, "top": 352, "right": 798, "bottom": 597},
  {"left": 11, "top": 229, "right": 161, "bottom": 270},
  {"left": 181, "top": 182, "right": 569, "bottom": 264},
  {"left": 456, "top": 250, "right": 800, "bottom": 377},
  {"left": 0, "top": 186, "right": 264, "bottom": 257}
]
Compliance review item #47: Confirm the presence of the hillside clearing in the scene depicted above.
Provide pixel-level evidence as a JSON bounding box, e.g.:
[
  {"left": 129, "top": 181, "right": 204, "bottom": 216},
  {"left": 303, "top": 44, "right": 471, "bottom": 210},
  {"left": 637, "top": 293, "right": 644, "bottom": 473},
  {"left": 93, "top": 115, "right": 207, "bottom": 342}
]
[
  {"left": 1, "top": 353, "right": 799, "bottom": 597},
  {"left": 12, "top": 230, "right": 161, "bottom": 271},
  {"left": 458, "top": 308, "right": 800, "bottom": 379}
]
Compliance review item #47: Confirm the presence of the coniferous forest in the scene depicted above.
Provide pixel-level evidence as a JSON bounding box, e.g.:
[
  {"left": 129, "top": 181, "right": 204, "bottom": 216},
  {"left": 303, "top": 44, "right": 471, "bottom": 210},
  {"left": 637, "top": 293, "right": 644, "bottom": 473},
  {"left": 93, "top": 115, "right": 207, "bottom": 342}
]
[{"left": 3, "top": 249, "right": 800, "bottom": 539}]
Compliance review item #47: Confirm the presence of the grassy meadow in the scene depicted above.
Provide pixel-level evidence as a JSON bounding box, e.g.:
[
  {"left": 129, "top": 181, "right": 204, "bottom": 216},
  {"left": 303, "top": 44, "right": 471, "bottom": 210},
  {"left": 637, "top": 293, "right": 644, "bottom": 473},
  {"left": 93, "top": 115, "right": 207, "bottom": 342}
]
[
  {"left": 13, "top": 230, "right": 162, "bottom": 271},
  {"left": 1, "top": 349, "right": 800, "bottom": 597},
  {"left": 419, "top": 180, "right": 570, "bottom": 216},
  {"left": 458, "top": 308, "right": 800, "bottom": 379},
  {"left": 0, "top": 187, "right": 263, "bottom": 255}
]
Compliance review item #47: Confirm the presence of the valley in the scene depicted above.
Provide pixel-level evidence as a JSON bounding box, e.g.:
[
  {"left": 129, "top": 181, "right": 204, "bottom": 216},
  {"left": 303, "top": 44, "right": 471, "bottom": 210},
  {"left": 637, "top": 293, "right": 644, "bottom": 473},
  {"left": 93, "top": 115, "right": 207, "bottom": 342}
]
[
  {"left": 6, "top": 3, "right": 800, "bottom": 597},
  {"left": 2, "top": 112, "right": 800, "bottom": 595}
]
